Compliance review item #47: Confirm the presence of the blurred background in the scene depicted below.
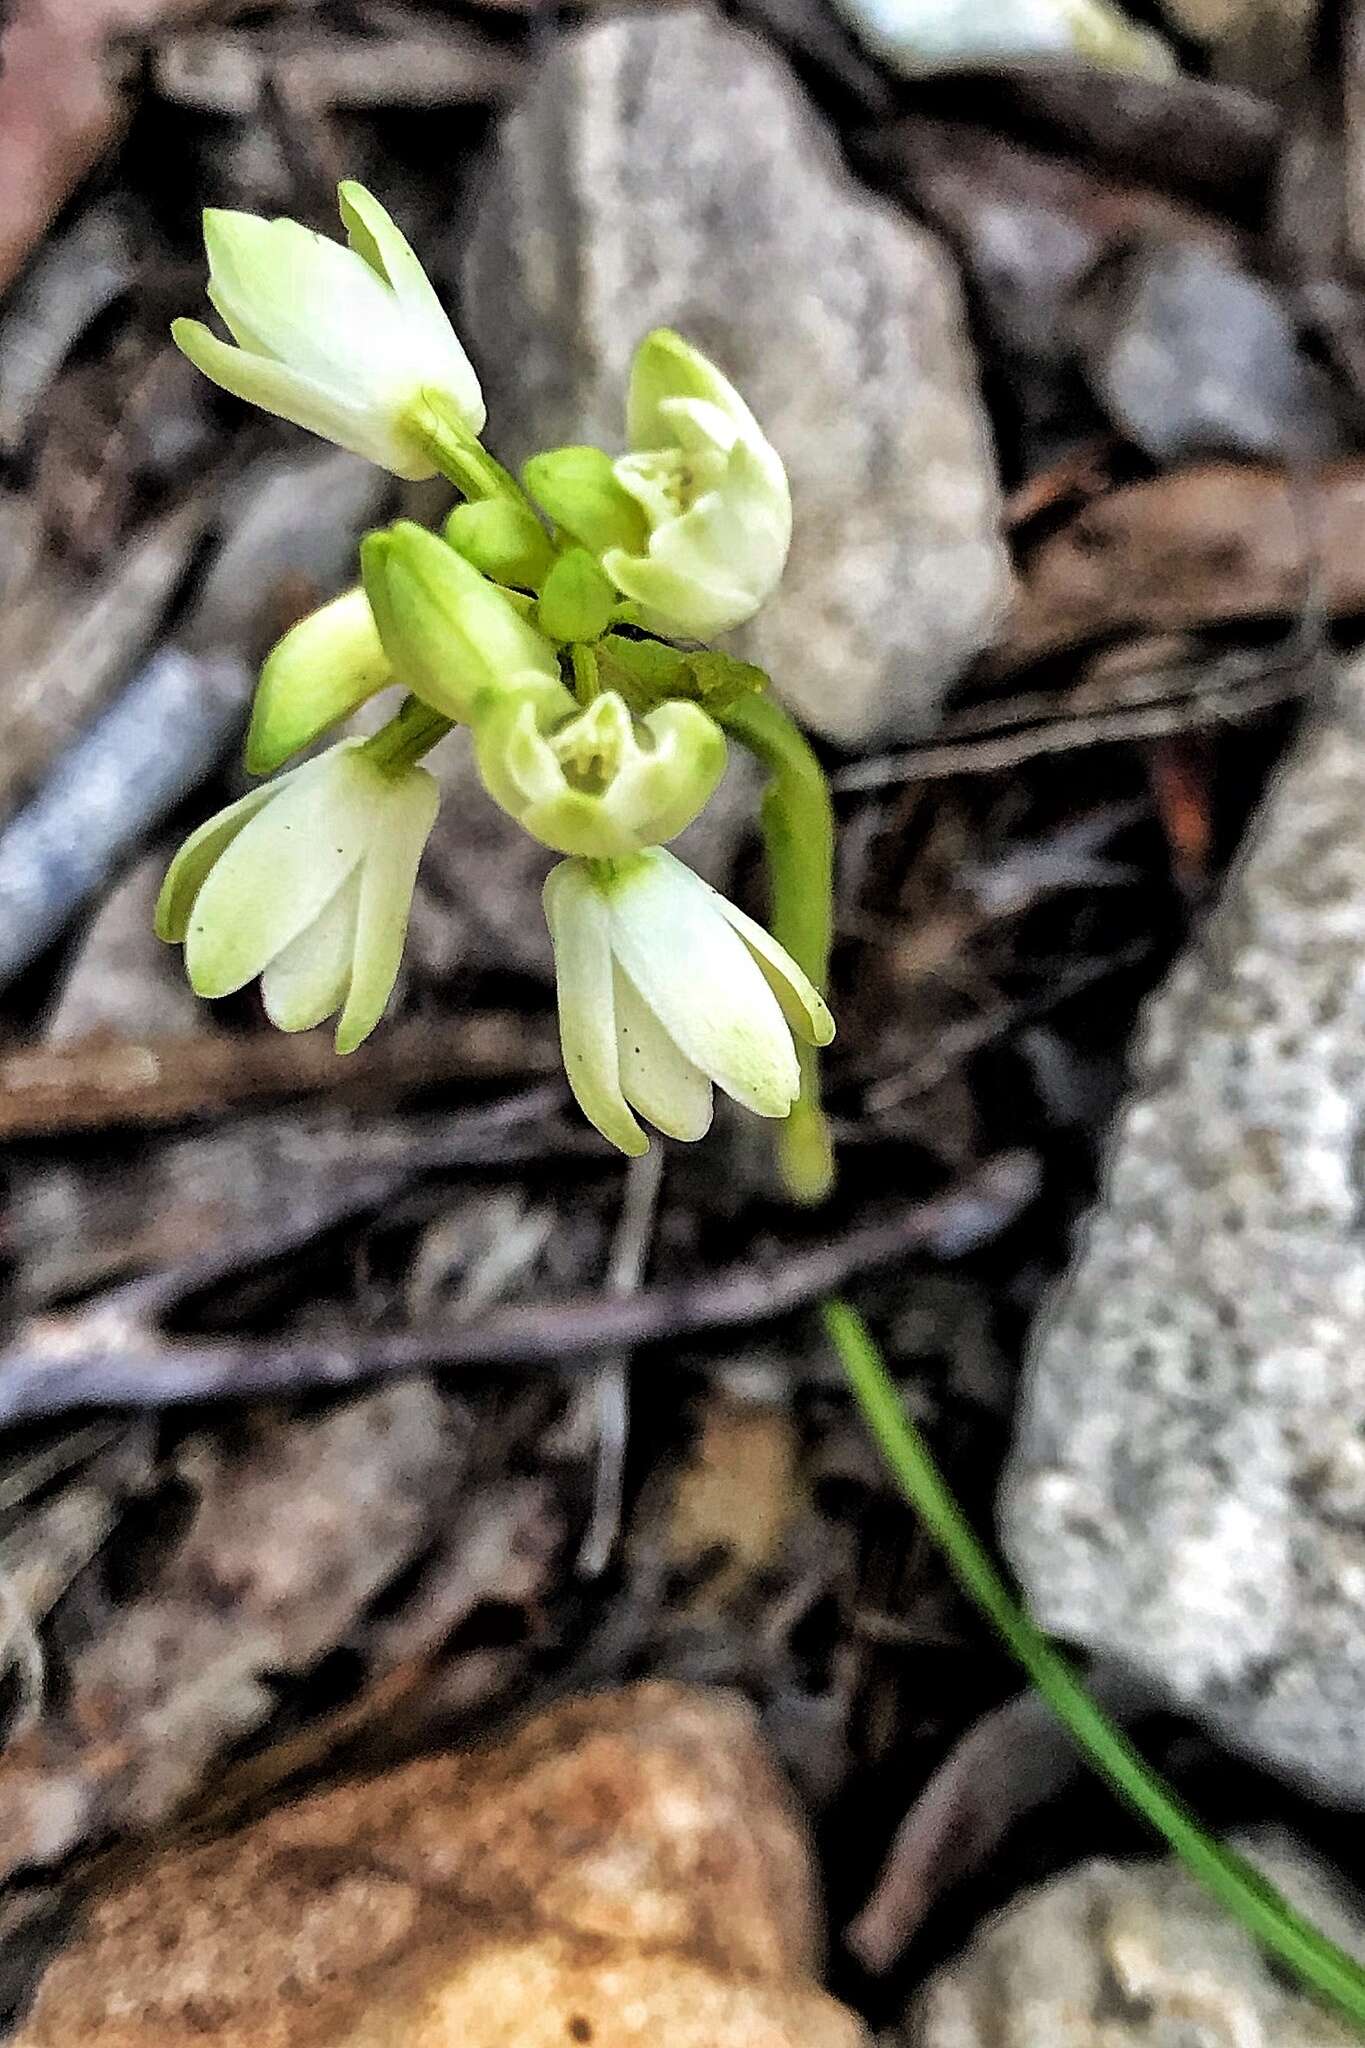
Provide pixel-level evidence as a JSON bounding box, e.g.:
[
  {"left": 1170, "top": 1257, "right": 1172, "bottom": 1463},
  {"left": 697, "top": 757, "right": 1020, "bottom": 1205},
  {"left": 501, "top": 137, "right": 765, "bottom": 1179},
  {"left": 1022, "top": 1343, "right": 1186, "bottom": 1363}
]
[{"left": 1, "top": 0, "right": 1365, "bottom": 2042}]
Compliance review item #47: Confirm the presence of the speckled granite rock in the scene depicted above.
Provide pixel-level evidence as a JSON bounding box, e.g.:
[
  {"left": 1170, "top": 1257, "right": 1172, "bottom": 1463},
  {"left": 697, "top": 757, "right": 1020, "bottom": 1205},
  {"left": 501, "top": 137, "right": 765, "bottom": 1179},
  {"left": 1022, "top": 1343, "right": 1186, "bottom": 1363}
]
[
  {"left": 13, "top": 1683, "right": 870, "bottom": 2048},
  {"left": 905, "top": 1832, "right": 1363, "bottom": 2045},
  {"left": 461, "top": 7, "right": 1011, "bottom": 748},
  {"left": 1002, "top": 656, "right": 1365, "bottom": 1801}
]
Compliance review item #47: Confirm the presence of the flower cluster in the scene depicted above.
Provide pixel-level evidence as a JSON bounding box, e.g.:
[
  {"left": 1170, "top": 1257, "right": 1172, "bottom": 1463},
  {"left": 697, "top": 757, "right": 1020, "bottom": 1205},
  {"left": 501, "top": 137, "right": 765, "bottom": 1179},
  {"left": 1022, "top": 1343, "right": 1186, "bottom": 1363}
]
[{"left": 160, "top": 184, "right": 832, "bottom": 1161}]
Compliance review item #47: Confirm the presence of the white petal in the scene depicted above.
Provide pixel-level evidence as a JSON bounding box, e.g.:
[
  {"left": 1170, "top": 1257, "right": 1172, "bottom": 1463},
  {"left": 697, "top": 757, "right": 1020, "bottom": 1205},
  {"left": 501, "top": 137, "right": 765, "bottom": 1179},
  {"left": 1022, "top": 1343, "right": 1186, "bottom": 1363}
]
[
  {"left": 334, "top": 765, "right": 440, "bottom": 1054},
  {"left": 171, "top": 322, "right": 431, "bottom": 479},
  {"left": 155, "top": 776, "right": 285, "bottom": 944},
  {"left": 337, "top": 183, "right": 486, "bottom": 430},
  {"left": 604, "top": 851, "right": 800, "bottom": 1118},
  {"left": 543, "top": 863, "right": 648, "bottom": 1158},
  {"left": 184, "top": 744, "right": 375, "bottom": 997},
  {"left": 203, "top": 211, "right": 398, "bottom": 382},
  {"left": 659, "top": 851, "right": 835, "bottom": 1048},
  {"left": 614, "top": 967, "right": 713, "bottom": 1142},
  {"left": 260, "top": 869, "right": 361, "bottom": 1032}
]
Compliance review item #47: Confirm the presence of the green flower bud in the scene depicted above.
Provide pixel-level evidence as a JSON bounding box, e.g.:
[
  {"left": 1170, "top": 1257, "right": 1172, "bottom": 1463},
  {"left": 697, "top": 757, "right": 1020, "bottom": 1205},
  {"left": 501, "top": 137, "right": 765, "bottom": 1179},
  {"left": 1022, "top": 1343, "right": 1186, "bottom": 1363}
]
[
  {"left": 156, "top": 741, "right": 439, "bottom": 1054},
  {"left": 535, "top": 547, "right": 618, "bottom": 644},
  {"left": 360, "top": 519, "right": 564, "bottom": 724},
  {"left": 246, "top": 587, "right": 392, "bottom": 776},
  {"left": 544, "top": 848, "right": 834, "bottom": 1157},
  {"left": 474, "top": 688, "right": 726, "bottom": 860},
  {"left": 522, "top": 445, "right": 649, "bottom": 558},
  {"left": 443, "top": 499, "right": 555, "bottom": 591},
  {"left": 172, "top": 182, "right": 484, "bottom": 480}
]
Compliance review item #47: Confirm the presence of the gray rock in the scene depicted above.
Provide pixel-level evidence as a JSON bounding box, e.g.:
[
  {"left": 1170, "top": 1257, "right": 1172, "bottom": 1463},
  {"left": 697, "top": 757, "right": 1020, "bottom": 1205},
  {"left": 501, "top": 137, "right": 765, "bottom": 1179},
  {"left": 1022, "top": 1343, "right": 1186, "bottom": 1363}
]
[
  {"left": 1077, "top": 239, "right": 1348, "bottom": 463},
  {"left": 1002, "top": 655, "right": 1365, "bottom": 1802},
  {"left": 906, "top": 1832, "right": 1363, "bottom": 2045},
  {"left": 461, "top": 6, "right": 1011, "bottom": 748}
]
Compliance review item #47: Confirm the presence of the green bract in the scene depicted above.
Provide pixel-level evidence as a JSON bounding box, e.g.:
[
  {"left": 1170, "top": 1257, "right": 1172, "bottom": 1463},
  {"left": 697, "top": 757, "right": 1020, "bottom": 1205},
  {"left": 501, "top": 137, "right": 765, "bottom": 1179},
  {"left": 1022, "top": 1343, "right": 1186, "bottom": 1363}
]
[
  {"left": 155, "top": 741, "right": 439, "bottom": 1054},
  {"left": 172, "top": 182, "right": 485, "bottom": 480},
  {"left": 361, "top": 520, "right": 564, "bottom": 724},
  {"left": 246, "top": 587, "right": 392, "bottom": 775},
  {"left": 543, "top": 848, "right": 833, "bottom": 1158},
  {"left": 475, "top": 689, "right": 727, "bottom": 860},
  {"left": 599, "top": 330, "right": 791, "bottom": 640}
]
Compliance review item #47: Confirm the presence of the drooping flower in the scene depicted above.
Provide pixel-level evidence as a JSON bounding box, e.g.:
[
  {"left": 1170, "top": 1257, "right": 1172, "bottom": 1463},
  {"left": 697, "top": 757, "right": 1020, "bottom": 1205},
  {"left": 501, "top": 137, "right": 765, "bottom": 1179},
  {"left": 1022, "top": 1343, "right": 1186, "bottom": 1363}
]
[
  {"left": 172, "top": 182, "right": 484, "bottom": 479},
  {"left": 360, "top": 520, "right": 565, "bottom": 724},
  {"left": 155, "top": 741, "right": 438, "bottom": 1053},
  {"left": 475, "top": 688, "right": 727, "bottom": 860},
  {"left": 543, "top": 848, "right": 833, "bottom": 1156},
  {"left": 528, "top": 330, "right": 791, "bottom": 640}
]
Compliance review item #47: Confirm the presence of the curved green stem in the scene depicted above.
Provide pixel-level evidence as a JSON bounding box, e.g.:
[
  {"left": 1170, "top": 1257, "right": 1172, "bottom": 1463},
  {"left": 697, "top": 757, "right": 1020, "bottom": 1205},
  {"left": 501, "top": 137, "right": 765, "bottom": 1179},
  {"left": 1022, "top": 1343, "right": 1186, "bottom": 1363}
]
[
  {"left": 822, "top": 1298, "right": 1365, "bottom": 2034},
  {"left": 719, "top": 692, "right": 835, "bottom": 1203}
]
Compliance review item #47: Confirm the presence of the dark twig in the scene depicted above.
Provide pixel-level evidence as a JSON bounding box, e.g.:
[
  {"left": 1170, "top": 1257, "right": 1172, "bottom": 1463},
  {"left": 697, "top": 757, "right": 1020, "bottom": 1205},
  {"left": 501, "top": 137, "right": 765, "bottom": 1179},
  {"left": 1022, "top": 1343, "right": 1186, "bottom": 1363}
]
[{"left": 0, "top": 1154, "right": 1039, "bottom": 1428}]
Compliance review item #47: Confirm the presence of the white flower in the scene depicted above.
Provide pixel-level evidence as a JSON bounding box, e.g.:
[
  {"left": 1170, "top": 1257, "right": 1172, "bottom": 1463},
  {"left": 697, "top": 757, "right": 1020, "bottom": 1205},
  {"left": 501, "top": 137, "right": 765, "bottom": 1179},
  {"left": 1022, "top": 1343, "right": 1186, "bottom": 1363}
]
[
  {"left": 172, "top": 182, "right": 485, "bottom": 480},
  {"left": 475, "top": 688, "right": 727, "bottom": 859},
  {"left": 155, "top": 741, "right": 438, "bottom": 1053},
  {"left": 600, "top": 329, "right": 791, "bottom": 640},
  {"left": 543, "top": 847, "right": 833, "bottom": 1156}
]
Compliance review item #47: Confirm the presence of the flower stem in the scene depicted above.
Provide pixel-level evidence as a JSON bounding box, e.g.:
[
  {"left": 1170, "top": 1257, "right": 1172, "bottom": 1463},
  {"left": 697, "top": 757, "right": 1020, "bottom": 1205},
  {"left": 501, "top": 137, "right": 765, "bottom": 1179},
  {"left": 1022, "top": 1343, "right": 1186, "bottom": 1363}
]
[
  {"left": 571, "top": 642, "right": 603, "bottom": 706},
  {"left": 405, "top": 389, "right": 536, "bottom": 511},
  {"left": 361, "top": 693, "right": 454, "bottom": 775},
  {"left": 719, "top": 692, "right": 834, "bottom": 1203},
  {"left": 821, "top": 1298, "right": 1365, "bottom": 2034}
]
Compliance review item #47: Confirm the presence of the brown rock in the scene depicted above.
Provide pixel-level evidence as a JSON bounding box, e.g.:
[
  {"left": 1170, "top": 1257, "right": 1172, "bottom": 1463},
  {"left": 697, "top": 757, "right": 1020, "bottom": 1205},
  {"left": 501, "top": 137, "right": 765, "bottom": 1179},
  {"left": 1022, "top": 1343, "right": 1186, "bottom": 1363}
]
[{"left": 14, "top": 1683, "right": 869, "bottom": 2048}]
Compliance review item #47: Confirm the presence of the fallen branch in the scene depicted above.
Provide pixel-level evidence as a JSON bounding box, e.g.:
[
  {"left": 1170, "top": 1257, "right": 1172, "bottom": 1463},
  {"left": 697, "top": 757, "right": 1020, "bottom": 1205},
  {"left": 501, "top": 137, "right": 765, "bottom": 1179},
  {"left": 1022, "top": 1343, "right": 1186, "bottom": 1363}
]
[
  {"left": 0, "top": 1153, "right": 1039, "bottom": 1426},
  {"left": 0, "top": 1013, "right": 556, "bottom": 1140}
]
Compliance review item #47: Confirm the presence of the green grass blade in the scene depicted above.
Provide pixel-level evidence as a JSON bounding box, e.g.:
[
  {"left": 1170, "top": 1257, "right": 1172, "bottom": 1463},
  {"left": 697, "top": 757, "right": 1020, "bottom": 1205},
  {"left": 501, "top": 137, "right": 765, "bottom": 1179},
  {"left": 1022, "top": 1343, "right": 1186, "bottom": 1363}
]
[{"left": 822, "top": 1297, "right": 1365, "bottom": 2031}]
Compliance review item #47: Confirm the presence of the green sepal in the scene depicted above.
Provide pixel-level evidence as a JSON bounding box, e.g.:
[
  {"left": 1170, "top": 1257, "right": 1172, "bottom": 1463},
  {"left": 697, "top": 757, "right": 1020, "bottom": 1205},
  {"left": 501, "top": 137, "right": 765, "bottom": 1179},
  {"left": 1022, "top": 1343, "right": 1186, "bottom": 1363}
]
[
  {"left": 536, "top": 548, "right": 618, "bottom": 644},
  {"left": 522, "top": 445, "right": 649, "bottom": 557},
  {"left": 599, "top": 634, "right": 769, "bottom": 715},
  {"left": 444, "top": 499, "right": 555, "bottom": 591}
]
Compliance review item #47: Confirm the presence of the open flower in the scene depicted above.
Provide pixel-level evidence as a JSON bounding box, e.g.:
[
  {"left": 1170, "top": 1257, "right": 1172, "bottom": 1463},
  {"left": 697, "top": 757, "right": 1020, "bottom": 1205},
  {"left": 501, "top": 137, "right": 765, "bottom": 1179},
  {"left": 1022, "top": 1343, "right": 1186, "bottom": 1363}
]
[
  {"left": 543, "top": 848, "right": 833, "bottom": 1156},
  {"left": 361, "top": 520, "right": 564, "bottom": 724},
  {"left": 599, "top": 329, "right": 791, "bottom": 639},
  {"left": 172, "top": 182, "right": 484, "bottom": 479},
  {"left": 475, "top": 688, "right": 727, "bottom": 859},
  {"left": 155, "top": 741, "right": 438, "bottom": 1053}
]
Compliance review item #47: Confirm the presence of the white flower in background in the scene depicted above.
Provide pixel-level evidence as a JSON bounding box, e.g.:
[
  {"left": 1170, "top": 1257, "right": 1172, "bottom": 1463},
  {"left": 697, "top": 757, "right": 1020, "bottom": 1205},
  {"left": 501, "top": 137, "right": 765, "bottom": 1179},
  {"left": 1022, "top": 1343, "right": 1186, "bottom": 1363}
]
[
  {"left": 172, "top": 182, "right": 485, "bottom": 480},
  {"left": 361, "top": 520, "right": 564, "bottom": 725},
  {"left": 246, "top": 586, "right": 393, "bottom": 775},
  {"left": 544, "top": 847, "right": 834, "bottom": 1156},
  {"left": 530, "top": 330, "right": 791, "bottom": 641},
  {"left": 829, "top": 0, "right": 1174, "bottom": 76},
  {"left": 155, "top": 741, "right": 438, "bottom": 1053},
  {"left": 475, "top": 688, "right": 727, "bottom": 860}
]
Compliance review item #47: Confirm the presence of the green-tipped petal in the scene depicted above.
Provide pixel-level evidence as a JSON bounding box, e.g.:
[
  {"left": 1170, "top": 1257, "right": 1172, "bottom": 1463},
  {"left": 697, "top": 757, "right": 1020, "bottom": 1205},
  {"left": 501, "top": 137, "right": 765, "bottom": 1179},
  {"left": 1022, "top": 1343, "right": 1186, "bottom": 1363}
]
[
  {"left": 154, "top": 777, "right": 285, "bottom": 944},
  {"left": 336, "top": 182, "right": 485, "bottom": 430},
  {"left": 172, "top": 319, "right": 429, "bottom": 478},
  {"left": 614, "top": 967, "right": 713, "bottom": 1141},
  {"left": 662, "top": 850, "right": 834, "bottom": 1048},
  {"left": 334, "top": 765, "right": 440, "bottom": 1053},
  {"left": 544, "top": 862, "right": 647, "bottom": 1158},
  {"left": 605, "top": 851, "right": 799, "bottom": 1118},
  {"left": 260, "top": 869, "right": 361, "bottom": 1032},
  {"left": 626, "top": 329, "right": 760, "bottom": 451},
  {"left": 247, "top": 587, "right": 393, "bottom": 775},
  {"left": 184, "top": 744, "right": 374, "bottom": 997}
]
